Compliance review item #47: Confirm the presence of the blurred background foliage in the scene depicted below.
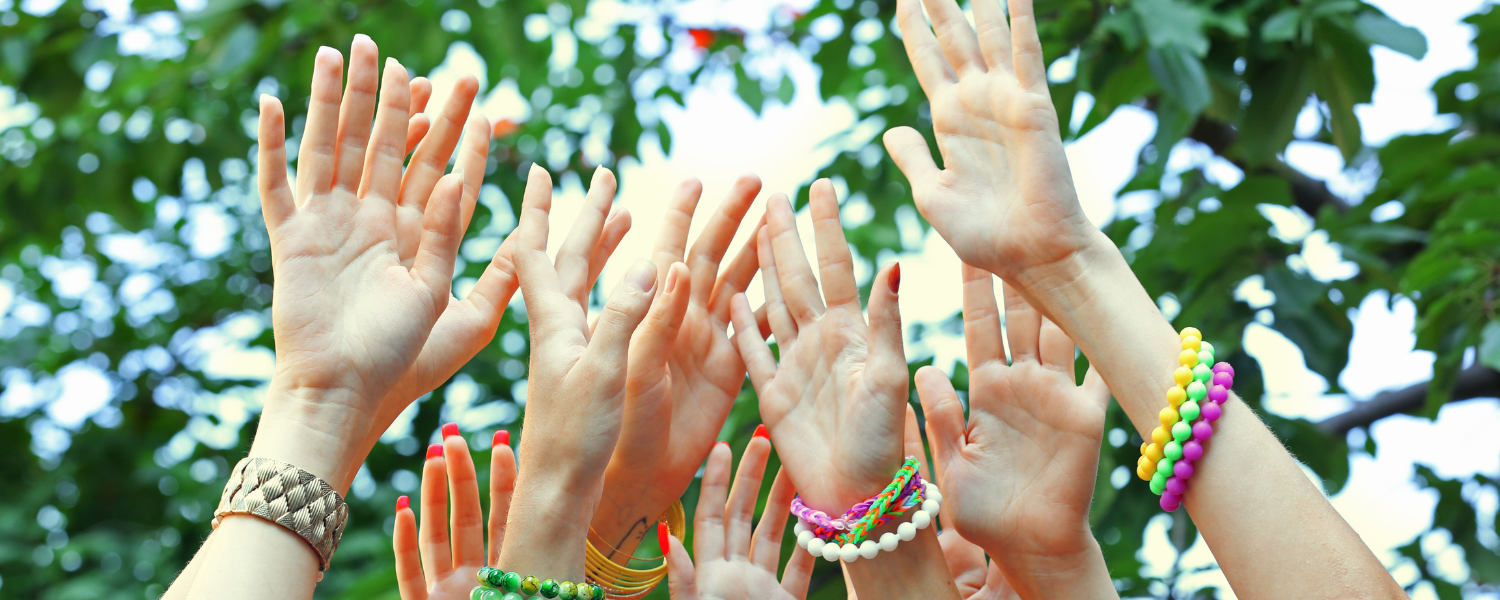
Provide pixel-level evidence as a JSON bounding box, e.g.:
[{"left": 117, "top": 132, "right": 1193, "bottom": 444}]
[{"left": 1, "top": 0, "right": 1498, "bottom": 598}]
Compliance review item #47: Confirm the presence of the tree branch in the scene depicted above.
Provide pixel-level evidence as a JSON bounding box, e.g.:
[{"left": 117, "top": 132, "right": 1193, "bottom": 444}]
[
  {"left": 1318, "top": 365, "right": 1500, "bottom": 437},
  {"left": 1186, "top": 117, "right": 1351, "bottom": 215}
]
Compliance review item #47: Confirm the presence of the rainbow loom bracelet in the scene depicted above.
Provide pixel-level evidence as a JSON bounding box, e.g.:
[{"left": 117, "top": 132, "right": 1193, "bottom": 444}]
[
  {"left": 792, "top": 458, "right": 942, "bottom": 563},
  {"left": 1135, "top": 327, "right": 1235, "bottom": 512}
]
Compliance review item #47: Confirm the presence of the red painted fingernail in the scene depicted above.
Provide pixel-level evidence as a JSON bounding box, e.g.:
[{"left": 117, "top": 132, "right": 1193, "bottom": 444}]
[
  {"left": 754, "top": 424, "right": 769, "bottom": 439},
  {"left": 890, "top": 263, "right": 901, "bottom": 293},
  {"left": 716, "top": 440, "right": 729, "bottom": 449},
  {"left": 494, "top": 430, "right": 510, "bottom": 447},
  {"left": 427, "top": 443, "right": 443, "bottom": 459},
  {"left": 396, "top": 495, "right": 409, "bottom": 513},
  {"left": 441, "top": 423, "right": 460, "bottom": 438},
  {"left": 658, "top": 521, "right": 670, "bottom": 552}
]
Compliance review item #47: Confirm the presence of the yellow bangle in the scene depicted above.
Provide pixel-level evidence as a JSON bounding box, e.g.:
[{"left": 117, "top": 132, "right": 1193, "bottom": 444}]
[{"left": 584, "top": 500, "right": 686, "bottom": 599}]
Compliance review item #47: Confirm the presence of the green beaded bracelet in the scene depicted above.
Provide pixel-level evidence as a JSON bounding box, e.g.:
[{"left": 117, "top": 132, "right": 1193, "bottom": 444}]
[{"left": 472, "top": 568, "right": 601, "bottom": 600}]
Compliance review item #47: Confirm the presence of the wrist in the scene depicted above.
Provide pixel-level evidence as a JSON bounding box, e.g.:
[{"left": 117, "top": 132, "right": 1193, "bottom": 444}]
[
  {"left": 498, "top": 464, "right": 604, "bottom": 580},
  {"left": 250, "top": 384, "right": 374, "bottom": 493},
  {"left": 985, "top": 538, "right": 1117, "bottom": 600},
  {"left": 590, "top": 478, "right": 673, "bottom": 561}
]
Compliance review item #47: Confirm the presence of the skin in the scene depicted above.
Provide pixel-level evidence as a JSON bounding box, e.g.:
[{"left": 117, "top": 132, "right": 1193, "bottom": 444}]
[
  {"left": 497, "top": 164, "right": 675, "bottom": 583},
  {"left": 915, "top": 266, "right": 1117, "bottom": 599},
  {"left": 662, "top": 438, "right": 817, "bottom": 600},
  {"left": 728, "top": 181, "right": 959, "bottom": 600},
  {"left": 883, "top": 0, "right": 1407, "bottom": 596},
  {"left": 393, "top": 431, "right": 518, "bottom": 600},
  {"left": 593, "top": 176, "right": 767, "bottom": 561}
]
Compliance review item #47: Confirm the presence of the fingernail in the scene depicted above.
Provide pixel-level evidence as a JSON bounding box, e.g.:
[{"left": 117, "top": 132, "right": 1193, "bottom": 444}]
[
  {"left": 354, "top": 33, "right": 372, "bottom": 44},
  {"left": 716, "top": 440, "right": 729, "bottom": 449},
  {"left": 450, "top": 168, "right": 465, "bottom": 181},
  {"left": 427, "top": 443, "right": 443, "bottom": 459},
  {"left": 442, "top": 423, "right": 459, "bottom": 438},
  {"left": 396, "top": 495, "right": 409, "bottom": 513},
  {"left": 657, "top": 521, "right": 670, "bottom": 552},
  {"left": 494, "top": 430, "right": 510, "bottom": 447},
  {"left": 625, "top": 259, "right": 657, "bottom": 293},
  {"left": 754, "top": 424, "right": 769, "bottom": 439},
  {"left": 665, "top": 264, "right": 680, "bottom": 294},
  {"left": 889, "top": 263, "right": 901, "bottom": 293},
  {"left": 317, "top": 46, "right": 338, "bottom": 61},
  {"left": 385, "top": 56, "right": 400, "bottom": 69}
]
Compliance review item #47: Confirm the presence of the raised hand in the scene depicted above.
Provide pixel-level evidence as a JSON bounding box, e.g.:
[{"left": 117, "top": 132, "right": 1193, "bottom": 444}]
[
  {"left": 913, "top": 264, "right": 1116, "bottom": 598},
  {"left": 497, "top": 165, "right": 660, "bottom": 581},
  {"left": 882, "top": 0, "right": 1099, "bottom": 284},
  {"left": 728, "top": 180, "right": 907, "bottom": 512},
  {"left": 661, "top": 436, "right": 816, "bottom": 600},
  {"left": 394, "top": 427, "right": 517, "bottom": 600},
  {"left": 254, "top": 37, "right": 469, "bottom": 489},
  {"left": 594, "top": 176, "right": 764, "bottom": 556}
]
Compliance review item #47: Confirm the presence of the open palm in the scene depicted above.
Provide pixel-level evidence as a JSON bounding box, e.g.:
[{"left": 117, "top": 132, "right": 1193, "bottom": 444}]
[
  {"left": 882, "top": 0, "right": 1096, "bottom": 281},
  {"left": 729, "top": 181, "right": 907, "bottom": 512},
  {"left": 915, "top": 265, "right": 1110, "bottom": 567}
]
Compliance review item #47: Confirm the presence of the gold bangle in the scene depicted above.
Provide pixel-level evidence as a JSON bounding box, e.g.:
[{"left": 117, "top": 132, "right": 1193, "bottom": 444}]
[{"left": 584, "top": 500, "right": 686, "bottom": 598}]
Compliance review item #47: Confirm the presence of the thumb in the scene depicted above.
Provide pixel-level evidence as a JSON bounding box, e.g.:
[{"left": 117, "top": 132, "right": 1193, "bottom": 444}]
[
  {"left": 866, "top": 262, "right": 908, "bottom": 395},
  {"left": 580, "top": 259, "right": 659, "bottom": 383},
  {"left": 914, "top": 366, "right": 966, "bottom": 478},
  {"left": 663, "top": 523, "right": 699, "bottom": 600},
  {"left": 411, "top": 171, "right": 466, "bottom": 308},
  {"left": 882, "top": 126, "right": 939, "bottom": 193}
]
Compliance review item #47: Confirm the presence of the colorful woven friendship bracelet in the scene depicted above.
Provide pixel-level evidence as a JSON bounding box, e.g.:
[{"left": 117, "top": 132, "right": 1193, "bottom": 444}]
[
  {"left": 1136, "top": 327, "right": 1236, "bottom": 512},
  {"left": 792, "top": 457, "right": 943, "bottom": 563},
  {"left": 473, "top": 567, "right": 604, "bottom": 600}
]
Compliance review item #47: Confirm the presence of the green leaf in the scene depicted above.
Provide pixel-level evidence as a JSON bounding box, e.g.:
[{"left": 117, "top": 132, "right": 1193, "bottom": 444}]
[
  {"left": 775, "top": 75, "right": 794, "bottom": 105},
  {"left": 735, "top": 64, "right": 765, "bottom": 115},
  {"left": 1262, "top": 8, "right": 1300, "bottom": 43},
  {"left": 1242, "top": 56, "right": 1311, "bottom": 165},
  {"left": 1133, "top": 0, "right": 1209, "bottom": 56},
  {"left": 656, "top": 121, "right": 672, "bottom": 155},
  {"left": 1147, "top": 45, "right": 1210, "bottom": 116},
  {"left": 1480, "top": 321, "right": 1500, "bottom": 371},
  {"left": 1354, "top": 12, "right": 1428, "bottom": 59}
]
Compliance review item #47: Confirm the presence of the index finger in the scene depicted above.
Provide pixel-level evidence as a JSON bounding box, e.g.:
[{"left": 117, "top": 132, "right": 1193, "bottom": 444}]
[
  {"left": 808, "top": 179, "right": 860, "bottom": 309},
  {"left": 765, "top": 194, "right": 825, "bottom": 325}
]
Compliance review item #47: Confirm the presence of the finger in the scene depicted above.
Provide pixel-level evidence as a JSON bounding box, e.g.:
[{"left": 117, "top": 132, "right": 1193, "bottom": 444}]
[
  {"left": 513, "top": 166, "right": 577, "bottom": 340},
  {"left": 914, "top": 366, "right": 966, "bottom": 477},
  {"left": 577, "top": 258, "right": 659, "bottom": 385},
  {"left": 488, "top": 430, "right": 517, "bottom": 564},
  {"left": 453, "top": 114, "right": 492, "bottom": 233},
  {"left": 462, "top": 234, "right": 520, "bottom": 329},
  {"left": 883, "top": 127, "right": 941, "bottom": 193},
  {"left": 694, "top": 442, "right": 733, "bottom": 561},
  {"left": 418, "top": 444, "right": 452, "bottom": 586},
  {"left": 1002, "top": 281, "right": 1040, "bottom": 364},
  {"left": 663, "top": 527, "right": 699, "bottom": 600},
  {"left": 971, "top": 0, "right": 1015, "bottom": 73},
  {"left": 918, "top": 0, "right": 988, "bottom": 76},
  {"left": 1038, "top": 317, "right": 1077, "bottom": 375},
  {"left": 586, "top": 207, "right": 632, "bottom": 293},
  {"left": 358, "top": 57, "right": 412, "bottom": 209},
  {"left": 627, "top": 263, "right": 691, "bottom": 388},
  {"left": 687, "top": 174, "right": 761, "bottom": 305},
  {"left": 399, "top": 74, "right": 480, "bottom": 210},
  {"left": 751, "top": 466, "right": 794, "bottom": 571},
  {"left": 1007, "top": 0, "right": 1049, "bottom": 90},
  {"left": 765, "top": 193, "right": 825, "bottom": 325},
  {"left": 295, "top": 46, "right": 344, "bottom": 199},
  {"left": 895, "top": 0, "right": 957, "bottom": 93},
  {"left": 333, "top": 35, "right": 380, "bottom": 193},
  {"left": 726, "top": 435, "right": 771, "bottom": 560},
  {"left": 411, "top": 173, "right": 467, "bottom": 306},
  {"left": 441, "top": 425, "right": 485, "bottom": 567},
  {"left": 866, "top": 263, "right": 908, "bottom": 394},
  {"left": 904, "top": 403, "right": 932, "bottom": 482},
  {"left": 256, "top": 95, "right": 295, "bottom": 235},
  {"left": 652, "top": 178, "right": 703, "bottom": 274},
  {"left": 731, "top": 294, "right": 778, "bottom": 392},
  {"left": 757, "top": 227, "right": 797, "bottom": 344},
  {"left": 393, "top": 496, "right": 427, "bottom": 600},
  {"left": 755, "top": 304, "right": 771, "bottom": 339},
  {"left": 808, "top": 179, "right": 860, "bottom": 309},
  {"left": 780, "top": 540, "right": 816, "bottom": 600},
  {"left": 962, "top": 263, "right": 1004, "bottom": 368},
  {"left": 406, "top": 114, "right": 431, "bottom": 155},
  {"left": 409, "top": 76, "right": 432, "bottom": 114},
  {"left": 709, "top": 224, "right": 761, "bottom": 322},
  {"left": 556, "top": 167, "right": 618, "bottom": 308}
]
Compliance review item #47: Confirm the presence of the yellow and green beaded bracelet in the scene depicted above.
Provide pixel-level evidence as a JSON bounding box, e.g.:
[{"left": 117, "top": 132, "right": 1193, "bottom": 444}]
[
  {"left": 475, "top": 566, "right": 604, "bottom": 600},
  {"left": 1136, "top": 327, "right": 1216, "bottom": 493}
]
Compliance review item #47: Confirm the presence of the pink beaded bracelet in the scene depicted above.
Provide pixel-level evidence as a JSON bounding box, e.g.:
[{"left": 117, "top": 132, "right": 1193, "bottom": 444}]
[{"left": 1160, "top": 362, "right": 1235, "bottom": 512}]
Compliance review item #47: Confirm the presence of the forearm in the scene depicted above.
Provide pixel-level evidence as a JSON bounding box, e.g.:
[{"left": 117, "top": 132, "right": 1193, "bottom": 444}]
[
  {"left": 846, "top": 525, "right": 962, "bottom": 600},
  {"left": 180, "top": 394, "right": 369, "bottom": 600},
  {"left": 1015, "top": 232, "right": 1400, "bottom": 597},
  {"left": 985, "top": 539, "right": 1116, "bottom": 600}
]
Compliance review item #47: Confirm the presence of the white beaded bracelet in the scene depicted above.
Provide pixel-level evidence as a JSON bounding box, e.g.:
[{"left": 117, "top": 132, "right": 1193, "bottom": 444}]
[{"left": 793, "top": 481, "right": 943, "bottom": 563}]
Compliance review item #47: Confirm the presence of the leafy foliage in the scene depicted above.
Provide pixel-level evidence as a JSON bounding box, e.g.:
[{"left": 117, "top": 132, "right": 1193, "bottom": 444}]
[{"left": 1, "top": 0, "right": 1496, "bottom": 599}]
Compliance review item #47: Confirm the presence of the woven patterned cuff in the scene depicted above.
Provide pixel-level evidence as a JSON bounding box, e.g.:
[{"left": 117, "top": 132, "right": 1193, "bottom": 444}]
[{"left": 213, "top": 457, "right": 349, "bottom": 572}]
